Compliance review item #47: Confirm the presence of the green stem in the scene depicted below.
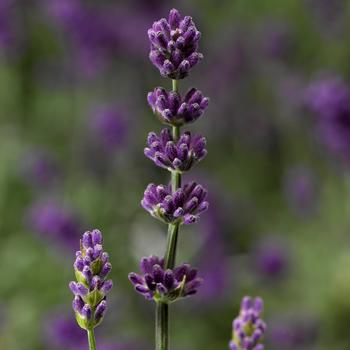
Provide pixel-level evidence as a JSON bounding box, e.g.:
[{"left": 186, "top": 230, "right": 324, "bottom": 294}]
[
  {"left": 87, "top": 329, "right": 97, "bottom": 350},
  {"left": 164, "top": 223, "right": 180, "bottom": 269},
  {"left": 172, "top": 79, "right": 179, "bottom": 92},
  {"left": 155, "top": 302, "right": 169, "bottom": 350},
  {"left": 155, "top": 79, "right": 181, "bottom": 350}
]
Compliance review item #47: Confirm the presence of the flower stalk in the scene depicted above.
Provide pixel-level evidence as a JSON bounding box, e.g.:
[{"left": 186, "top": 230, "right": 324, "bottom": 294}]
[
  {"left": 87, "top": 329, "right": 97, "bottom": 350},
  {"left": 129, "top": 8, "right": 209, "bottom": 350},
  {"left": 156, "top": 79, "right": 181, "bottom": 350}
]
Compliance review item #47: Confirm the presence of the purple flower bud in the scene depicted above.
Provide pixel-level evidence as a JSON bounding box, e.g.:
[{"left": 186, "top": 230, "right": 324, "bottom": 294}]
[
  {"left": 81, "top": 304, "right": 92, "bottom": 320},
  {"left": 129, "top": 255, "right": 202, "bottom": 302},
  {"left": 100, "top": 262, "right": 112, "bottom": 278},
  {"left": 72, "top": 296, "right": 84, "bottom": 313},
  {"left": 148, "top": 9, "right": 203, "bottom": 79},
  {"left": 94, "top": 300, "right": 107, "bottom": 323},
  {"left": 100, "top": 280, "right": 113, "bottom": 295}
]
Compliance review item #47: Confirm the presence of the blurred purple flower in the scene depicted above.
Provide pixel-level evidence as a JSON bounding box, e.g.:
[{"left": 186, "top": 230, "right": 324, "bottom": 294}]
[
  {"left": 27, "top": 201, "right": 81, "bottom": 248},
  {"left": 283, "top": 166, "right": 318, "bottom": 217},
  {"left": 45, "top": 1, "right": 151, "bottom": 76},
  {"left": 253, "top": 235, "right": 291, "bottom": 280},
  {"left": 305, "top": 76, "right": 350, "bottom": 164},
  {"left": 196, "top": 192, "right": 230, "bottom": 302},
  {"left": 44, "top": 312, "right": 139, "bottom": 350},
  {"left": 304, "top": 0, "right": 345, "bottom": 35},
  {"left": 20, "top": 149, "right": 60, "bottom": 188},
  {"left": 90, "top": 106, "right": 128, "bottom": 153},
  {"left": 44, "top": 313, "right": 85, "bottom": 349},
  {"left": 260, "top": 21, "right": 294, "bottom": 61},
  {"left": 268, "top": 314, "right": 318, "bottom": 349},
  {"left": 0, "top": 0, "right": 14, "bottom": 50}
]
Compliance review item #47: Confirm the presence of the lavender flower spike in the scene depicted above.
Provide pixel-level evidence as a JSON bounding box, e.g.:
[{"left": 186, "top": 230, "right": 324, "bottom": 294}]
[
  {"left": 145, "top": 128, "right": 207, "bottom": 172},
  {"left": 141, "top": 181, "right": 209, "bottom": 225},
  {"left": 147, "top": 87, "right": 209, "bottom": 126},
  {"left": 128, "top": 255, "right": 203, "bottom": 303},
  {"left": 229, "top": 296, "right": 267, "bottom": 350},
  {"left": 69, "top": 229, "right": 112, "bottom": 330},
  {"left": 148, "top": 8, "right": 203, "bottom": 79}
]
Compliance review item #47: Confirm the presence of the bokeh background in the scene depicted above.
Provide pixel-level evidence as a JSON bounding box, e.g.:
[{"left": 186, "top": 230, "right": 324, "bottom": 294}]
[{"left": 1, "top": 0, "right": 350, "bottom": 349}]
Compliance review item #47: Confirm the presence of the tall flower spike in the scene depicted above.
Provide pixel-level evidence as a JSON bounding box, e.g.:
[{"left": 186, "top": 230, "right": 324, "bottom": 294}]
[
  {"left": 147, "top": 87, "right": 209, "bottom": 126},
  {"left": 69, "top": 229, "right": 112, "bottom": 330},
  {"left": 141, "top": 182, "right": 209, "bottom": 225},
  {"left": 145, "top": 128, "right": 207, "bottom": 172},
  {"left": 128, "top": 255, "right": 203, "bottom": 303},
  {"left": 229, "top": 296, "right": 267, "bottom": 350},
  {"left": 148, "top": 8, "right": 203, "bottom": 79}
]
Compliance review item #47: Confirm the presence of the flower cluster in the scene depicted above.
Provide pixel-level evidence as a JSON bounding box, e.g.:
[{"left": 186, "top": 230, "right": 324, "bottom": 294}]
[
  {"left": 69, "top": 229, "right": 113, "bottom": 330},
  {"left": 128, "top": 255, "right": 202, "bottom": 303},
  {"left": 148, "top": 8, "right": 203, "bottom": 79},
  {"left": 230, "top": 297, "right": 267, "bottom": 350},
  {"left": 147, "top": 87, "right": 209, "bottom": 126},
  {"left": 141, "top": 182, "right": 209, "bottom": 225},
  {"left": 144, "top": 128, "right": 207, "bottom": 172},
  {"left": 305, "top": 77, "right": 350, "bottom": 164}
]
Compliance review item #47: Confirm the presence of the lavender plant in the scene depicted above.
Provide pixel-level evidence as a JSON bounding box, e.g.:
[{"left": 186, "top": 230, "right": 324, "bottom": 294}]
[
  {"left": 128, "top": 8, "right": 209, "bottom": 350},
  {"left": 69, "top": 229, "right": 113, "bottom": 350},
  {"left": 229, "top": 296, "right": 267, "bottom": 350}
]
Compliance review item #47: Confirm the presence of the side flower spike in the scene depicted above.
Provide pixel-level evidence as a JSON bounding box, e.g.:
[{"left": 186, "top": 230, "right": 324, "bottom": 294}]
[
  {"left": 69, "top": 229, "right": 113, "bottom": 330},
  {"left": 128, "top": 255, "right": 203, "bottom": 303},
  {"left": 229, "top": 296, "right": 267, "bottom": 350},
  {"left": 141, "top": 182, "right": 209, "bottom": 225}
]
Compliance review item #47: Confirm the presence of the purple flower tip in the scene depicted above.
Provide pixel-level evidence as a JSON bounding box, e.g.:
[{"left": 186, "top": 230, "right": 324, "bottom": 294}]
[
  {"left": 147, "top": 87, "right": 209, "bottom": 126},
  {"left": 148, "top": 9, "right": 203, "bottom": 79},
  {"left": 230, "top": 296, "right": 267, "bottom": 350},
  {"left": 141, "top": 181, "right": 209, "bottom": 225},
  {"left": 129, "top": 255, "right": 202, "bottom": 302}
]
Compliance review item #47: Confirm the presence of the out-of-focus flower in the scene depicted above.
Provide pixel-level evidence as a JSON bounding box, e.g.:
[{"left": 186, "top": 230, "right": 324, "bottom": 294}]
[
  {"left": 304, "top": 0, "right": 345, "bottom": 36},
  {"left": 305, "top": 77, "right": 350, "bottom": 164},
  {"left": 20, "top": 149, "right": 60, "bottom": 188},
  {"left": 44, "top": 312, "right": 138, "bottom": 350},
  {"left": 0, "top": 0, "right": 14, "bottom": 50},
  {"left": 268, "top": 314, "right": 318, "bottom": 349},
  {"left": 69, "top": 229, "right": 113, "bottom": 330},
  {"left": 144, "top": 128, "right": 206, "bottom": 172},
  {"left": 90, "top": 106, "right": 128, "bottom": 153},
  {"left": 44, "top": 313, "right": 85, "bottom": 349},
  {"left": 148, "top": 8, "right": 203, "bottom": 79},
  {"left": 260, "top": 21, "right": 294, "bottom": 61},
  {"left": 195, "top": 188, "right": 231, "bottom": 302},
  {"left": 230, "top": 296, "right": 267, "bottom": 350},
  {"left": 283, "top": 166, "right": 318, "bottom": 217},
  {"left": 141, "top": 182, "right": 209, "bottom": 225},
  {"left": 27, "top": 201, "right": 81, "bottom": 248},
  {"left": 147, "top": 87, "right": 209, "bottom": 126},
  {"left": 253, "top": 235, "right": 291, "bottom": 280},
  {"left": 46, "top": 0, "right": 151, "bottom": 76},
  {"left": 128, "top": 255, "right": 202, "bottom": 302}
]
